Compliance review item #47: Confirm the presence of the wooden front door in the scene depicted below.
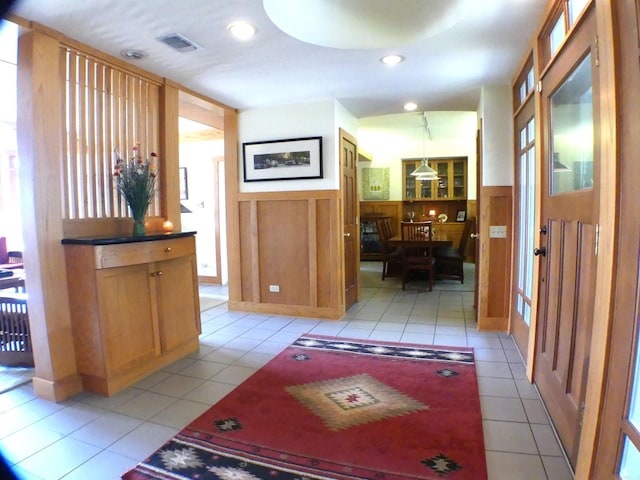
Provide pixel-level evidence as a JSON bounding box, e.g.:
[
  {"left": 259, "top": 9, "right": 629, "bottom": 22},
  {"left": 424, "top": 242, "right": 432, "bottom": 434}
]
[
  {"left": 534, "top": 9, "right": 598, "bottom": 467},
  {"left": 340, "top": 129, "right": 358, "bottom": 310}
]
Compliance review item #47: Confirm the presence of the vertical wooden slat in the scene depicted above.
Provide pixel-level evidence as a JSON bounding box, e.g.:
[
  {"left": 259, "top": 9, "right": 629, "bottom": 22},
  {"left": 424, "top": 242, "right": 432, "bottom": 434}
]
[
  {"left": 112, "top": 69, "right": 123, "bottom": 217},
  {"left": 67, "top": 51, "right": 79, "bottom": 218},
  {"left": 77, "top": 54, "right": 87, "bottom": 218},
  {"left": 59, "top": 46, "right": 161, "bottom": 221},
  {"left": 104, "top": 65, "right": 115, "bottom": 217},
  {"left": 60, "top": 48, "right": 70, "bottom": 218},
  {"left": 95, "top": 62, "right": 106, "bottom": 217},
  {"left": 86, "top": 56, "right": 97, "bottom": 217}
]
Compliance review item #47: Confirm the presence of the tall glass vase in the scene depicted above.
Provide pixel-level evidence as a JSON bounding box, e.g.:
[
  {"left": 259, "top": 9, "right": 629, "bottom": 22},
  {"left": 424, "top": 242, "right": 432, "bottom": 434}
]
[
  {"left": 130, "top": 205, "right": 149, "bottom": 236},
  {"left": 132, "top": 217, "right": 146, "bottom": 236}
]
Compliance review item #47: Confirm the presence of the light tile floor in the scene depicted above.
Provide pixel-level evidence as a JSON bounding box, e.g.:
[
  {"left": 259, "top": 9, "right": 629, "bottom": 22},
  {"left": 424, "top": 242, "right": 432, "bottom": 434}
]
[{"left": 0, "top": 263, "right": 574, "bottom": 479}]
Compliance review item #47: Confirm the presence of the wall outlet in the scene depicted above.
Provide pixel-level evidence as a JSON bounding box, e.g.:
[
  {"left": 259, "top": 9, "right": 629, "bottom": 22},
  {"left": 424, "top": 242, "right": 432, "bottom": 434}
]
[
  {"left": 269, "top": 285, "right": 280, "bottom": 293},
  {"left": 489, "top": 226, "right": 507, "bottom": 238}
]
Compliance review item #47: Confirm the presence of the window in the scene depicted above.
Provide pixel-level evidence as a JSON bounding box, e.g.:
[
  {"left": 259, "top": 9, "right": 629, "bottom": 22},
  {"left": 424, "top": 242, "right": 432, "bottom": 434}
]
[{"left": 549, "top": 53, "right": 593, "bottom": 195}]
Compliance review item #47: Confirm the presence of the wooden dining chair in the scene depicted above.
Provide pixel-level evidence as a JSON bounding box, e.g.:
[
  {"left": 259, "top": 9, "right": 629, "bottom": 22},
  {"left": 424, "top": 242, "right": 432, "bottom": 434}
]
[
  {"left": 377, "top": 217, "right": 401, "bottom": 280},
  {"left": 400, "top": 221, "right": 436, "bottom": 291},
  {"left": 0, "top": 293, "right": 33, "bottom": 366},
  {"left": 434, "top": 216, "right": 476, "bottom": 284}
]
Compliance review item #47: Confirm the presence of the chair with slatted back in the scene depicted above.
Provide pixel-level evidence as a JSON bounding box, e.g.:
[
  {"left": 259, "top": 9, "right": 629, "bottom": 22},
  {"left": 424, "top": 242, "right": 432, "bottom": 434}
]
[
  {"left": 434, "top": 216, "right": 476, "bottom": 284},
  {"left": 0, "top": 293, "right": 33, "bottom": 366},
  {"left": 377, "top": 217, "right": 401, "bottom": 280},
  {"left": 400, "top": 221, "right": 436, "bottom": 291}
]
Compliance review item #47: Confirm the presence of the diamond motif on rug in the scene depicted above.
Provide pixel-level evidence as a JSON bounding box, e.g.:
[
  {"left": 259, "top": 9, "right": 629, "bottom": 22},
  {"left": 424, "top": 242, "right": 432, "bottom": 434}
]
[
  {"left": 421, "top": 453, "right": 462, "bottom": 476},
  {"left": 285, "top": 373, "right": 427, "bottom": 431}
]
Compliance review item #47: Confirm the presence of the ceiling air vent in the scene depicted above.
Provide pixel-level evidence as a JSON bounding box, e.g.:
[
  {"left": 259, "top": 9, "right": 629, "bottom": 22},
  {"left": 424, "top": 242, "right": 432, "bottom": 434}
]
[{"left": 157, "top": 33, "right": 201, "bottom": 53}]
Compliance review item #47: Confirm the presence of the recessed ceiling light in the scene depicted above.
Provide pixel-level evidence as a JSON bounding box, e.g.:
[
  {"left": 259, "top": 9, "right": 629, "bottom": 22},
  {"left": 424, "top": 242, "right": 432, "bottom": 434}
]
[
  {"left": 404, "top": 102, "right": 418, "bottom": 111},
  {"left": 381, "top": 54, "right": 404, "bottom": 66},
  {"left": 228, "top": 21, "right": 256, "bottom": 40},
  {"left": 120, "top": 49, "right": 147, "bottom": 60}
]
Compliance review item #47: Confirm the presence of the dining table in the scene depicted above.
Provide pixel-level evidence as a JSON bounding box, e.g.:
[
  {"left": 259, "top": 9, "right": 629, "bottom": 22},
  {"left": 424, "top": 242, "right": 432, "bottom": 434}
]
[{"left": 0, "top": 269, "right": 26, "bottom": 292}]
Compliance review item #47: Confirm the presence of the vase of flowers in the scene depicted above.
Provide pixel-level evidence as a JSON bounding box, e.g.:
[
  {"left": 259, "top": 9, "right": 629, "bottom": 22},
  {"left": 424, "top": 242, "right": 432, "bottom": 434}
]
[{"left": 113, "top": 144, "right": 158, "bottom": 236}]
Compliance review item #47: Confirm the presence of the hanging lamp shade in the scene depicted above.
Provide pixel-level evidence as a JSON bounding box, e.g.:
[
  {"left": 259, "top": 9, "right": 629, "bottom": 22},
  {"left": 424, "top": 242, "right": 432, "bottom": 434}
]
[
  {"left": 411, "top": 112, "right": 439, "bottom": 179},
  {"left": 415, "top": 170, "right": 439, "bottom": 181},
  {"left": 411, "top": 158, "right": 438, "bottom": 178}
]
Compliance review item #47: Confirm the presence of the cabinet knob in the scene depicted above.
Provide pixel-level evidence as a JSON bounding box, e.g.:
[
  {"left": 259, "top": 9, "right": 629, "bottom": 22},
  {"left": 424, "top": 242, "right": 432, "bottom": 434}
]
[
  {"left": 164, "top": 247, "right": 172, "bottom": 252},
  {"left": 150, "top": 271, "right": 164, "bottom": 277}
]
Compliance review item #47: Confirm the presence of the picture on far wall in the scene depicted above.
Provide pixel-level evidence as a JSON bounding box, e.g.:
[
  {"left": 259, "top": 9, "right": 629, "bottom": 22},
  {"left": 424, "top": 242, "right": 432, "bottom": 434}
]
[
  {"left": 242, "top": 136, "right": 323, "bottom": 182},
  {"left": 362, "top": 167, "right": 390, "bottom": 200}
]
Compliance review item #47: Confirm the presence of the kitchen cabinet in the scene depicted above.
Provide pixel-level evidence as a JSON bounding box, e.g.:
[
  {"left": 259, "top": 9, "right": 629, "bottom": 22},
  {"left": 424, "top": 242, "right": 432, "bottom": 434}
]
[
  {"left": 62, "top": 232, "right": 201, "bottom": 396},
  {"left": 403, "top": 157, "right": 467, "bottom": 201}
]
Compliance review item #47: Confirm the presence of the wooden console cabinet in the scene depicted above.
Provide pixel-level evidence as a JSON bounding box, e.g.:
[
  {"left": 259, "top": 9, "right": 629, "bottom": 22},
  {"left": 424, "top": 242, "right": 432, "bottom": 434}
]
[{"left": 62, "top": 232, "right": 201, "bottom": 396}]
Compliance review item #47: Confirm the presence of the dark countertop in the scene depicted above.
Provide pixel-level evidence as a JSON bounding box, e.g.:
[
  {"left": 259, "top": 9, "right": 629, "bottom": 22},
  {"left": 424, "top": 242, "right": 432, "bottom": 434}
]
[{"left": 61, "top": 231, "right": 197, "bottom": 246}]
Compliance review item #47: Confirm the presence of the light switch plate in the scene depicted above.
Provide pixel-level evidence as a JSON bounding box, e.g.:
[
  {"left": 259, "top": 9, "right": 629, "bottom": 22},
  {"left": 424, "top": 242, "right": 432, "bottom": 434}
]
[{"left": 489, "top": 226, "right": 507, "bottom": 238}]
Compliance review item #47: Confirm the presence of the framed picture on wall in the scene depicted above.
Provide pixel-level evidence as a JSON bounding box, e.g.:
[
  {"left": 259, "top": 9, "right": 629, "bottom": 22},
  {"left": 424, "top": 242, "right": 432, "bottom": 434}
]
[
  {"left": 456, "top": 210, "right": 466, "bottom": 222},
  {"left": 242, "top": 136, "right": 323, "bottom": 182},
  {"left": 179, "top": 167, "right": 188, "bottom": 200}
]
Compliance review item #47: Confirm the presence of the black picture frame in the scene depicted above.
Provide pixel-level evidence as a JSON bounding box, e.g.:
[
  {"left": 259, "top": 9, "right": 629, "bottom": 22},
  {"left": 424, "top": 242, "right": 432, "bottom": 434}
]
[
  {"left": 242, "top": 136, "right": 323, "bottom": 182},
  {"left": 456, "top": 210, "right": 466, "bottom": 222}
]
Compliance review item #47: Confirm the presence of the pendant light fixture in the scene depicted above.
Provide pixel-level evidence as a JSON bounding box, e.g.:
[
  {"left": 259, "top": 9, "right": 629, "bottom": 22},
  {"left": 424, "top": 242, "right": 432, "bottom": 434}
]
[{"left": 411, "top": 112, "right": 439, "bottom": 180}]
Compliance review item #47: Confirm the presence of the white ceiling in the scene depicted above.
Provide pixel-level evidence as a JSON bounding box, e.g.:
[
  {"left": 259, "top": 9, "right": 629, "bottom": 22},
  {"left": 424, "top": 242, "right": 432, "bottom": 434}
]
[{"left": 8, "top": 0, "right": 547, "bottom": 119}]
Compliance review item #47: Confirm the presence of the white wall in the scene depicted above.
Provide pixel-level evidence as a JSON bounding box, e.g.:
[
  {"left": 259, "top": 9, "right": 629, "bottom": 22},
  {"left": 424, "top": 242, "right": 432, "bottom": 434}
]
[
  {"left": 357, "top": 111, "right": 478, "bottom": 200},
  {"left": 238, "top": 99, "right": 357, "bottom": 192},
  {"left": 478, "top": 85, "right": 514, "bottom": 186}
]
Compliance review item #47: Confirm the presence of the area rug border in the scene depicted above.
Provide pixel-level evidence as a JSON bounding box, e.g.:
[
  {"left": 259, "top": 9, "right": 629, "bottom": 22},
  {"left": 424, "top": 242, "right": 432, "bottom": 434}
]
[{"left": 294, "top": 334, "right": 475, "bottom": 364}]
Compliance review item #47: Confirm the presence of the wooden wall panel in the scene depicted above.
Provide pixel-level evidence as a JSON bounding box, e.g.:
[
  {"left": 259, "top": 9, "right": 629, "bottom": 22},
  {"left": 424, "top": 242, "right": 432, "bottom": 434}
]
[
  {"left": 478, "top": 186, "right": 513, "bottom": 331},
  {"left": 228, "top": 190, "right": 343, "bottom": 319},
  {"left": 359, "top": 201, "right": 402, "bottom": 236},
  {"left": 316, "top": 198, "right": 337, "bottom": 308},
  {"left": 238, "top": 201, "right": 256, "bottom": 302},
  {"left": 258, "top": 200, "right": 310, "bottom": 305}
]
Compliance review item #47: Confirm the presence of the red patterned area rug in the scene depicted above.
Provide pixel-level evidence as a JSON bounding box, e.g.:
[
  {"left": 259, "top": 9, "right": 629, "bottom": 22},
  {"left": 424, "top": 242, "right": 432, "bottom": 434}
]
[{"left": 122, "top": 334, "right": 487, "bottom": 480}]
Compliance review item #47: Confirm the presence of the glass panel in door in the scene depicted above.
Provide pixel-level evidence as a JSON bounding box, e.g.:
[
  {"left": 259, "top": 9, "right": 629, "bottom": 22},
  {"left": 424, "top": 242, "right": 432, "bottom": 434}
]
[
  {"left": 404, "top": 162, "right": 416, "bottom": 199},
  {"left": 452, "top": 160, "right": 465, "bottom": 198},
  {"left": 419, "top": 176, "right": 433, "bottom": 198},
  {"left": 550, "top": 53, "right": 593, "bottom": 195},
  {"left": 618, "top": 323, "right": 640, "bottom": 477},
  {"left": 436, "top": 162, "right": 449, "bottom": 199}
]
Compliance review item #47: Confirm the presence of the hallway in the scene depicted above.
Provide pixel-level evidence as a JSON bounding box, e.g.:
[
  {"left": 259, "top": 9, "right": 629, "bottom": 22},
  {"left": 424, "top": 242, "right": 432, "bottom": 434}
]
[{"left": 0, "top": 263, "right": 572, "bottom": 479}]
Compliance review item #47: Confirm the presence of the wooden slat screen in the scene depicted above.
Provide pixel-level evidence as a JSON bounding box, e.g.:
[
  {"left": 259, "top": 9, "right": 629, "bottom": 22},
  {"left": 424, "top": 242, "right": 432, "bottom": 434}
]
[{"left": 61, "top": 47, "right": 160, "bottom": 219}]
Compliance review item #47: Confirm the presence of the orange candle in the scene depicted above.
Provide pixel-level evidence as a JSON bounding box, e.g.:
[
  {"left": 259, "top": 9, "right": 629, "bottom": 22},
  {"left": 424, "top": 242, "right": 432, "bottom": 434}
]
[{"left": 163, "top": 220, "right": 174, "bottom": 232}]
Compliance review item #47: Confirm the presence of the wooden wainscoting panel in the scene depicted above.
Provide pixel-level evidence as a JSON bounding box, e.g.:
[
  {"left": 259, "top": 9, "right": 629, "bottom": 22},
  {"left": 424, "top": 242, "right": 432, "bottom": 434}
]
[
  {"left": 359, "top": 201, "right": 402, "bottom": 236},
  {"left": 317, "top": 198, "right": 338, "bottom": 308},
  {"left": 230, "top": 190, "right": 342, "bottom": 319},
  {"left": 258, "top": 200, "right": 310, "bottom": 305},
  {"left": 478, "top": 186, "right": 513, "bottom": 331},
  {"left": 238, "top": 200, "right": 256, "bottom": 302}
]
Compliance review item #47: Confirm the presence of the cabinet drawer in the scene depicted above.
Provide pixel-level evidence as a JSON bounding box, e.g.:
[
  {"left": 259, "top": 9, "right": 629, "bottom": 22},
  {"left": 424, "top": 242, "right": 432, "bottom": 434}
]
[{"left": 94, "top": 236, "right": 195, "bottom": 269}]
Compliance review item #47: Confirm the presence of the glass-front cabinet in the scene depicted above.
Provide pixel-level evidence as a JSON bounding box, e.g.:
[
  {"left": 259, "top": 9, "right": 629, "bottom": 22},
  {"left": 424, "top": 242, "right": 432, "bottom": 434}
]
[{"left": 402, "top": 157, "right": 467, "bottom": 200}]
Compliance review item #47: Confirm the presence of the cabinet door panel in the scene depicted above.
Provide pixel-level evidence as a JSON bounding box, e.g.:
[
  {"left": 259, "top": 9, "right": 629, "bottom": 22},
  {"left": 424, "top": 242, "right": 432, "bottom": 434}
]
[
  {"left": 96, "top": 264, "right": 160, "bottom": 375},
  {"left": 155, "top": 256, "right": 201, "bottom": 351}
]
